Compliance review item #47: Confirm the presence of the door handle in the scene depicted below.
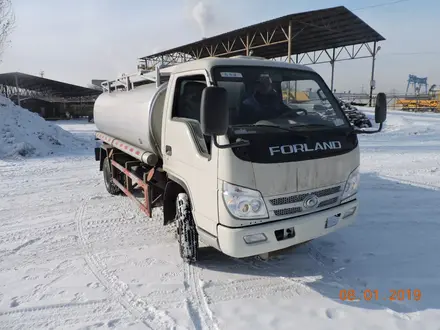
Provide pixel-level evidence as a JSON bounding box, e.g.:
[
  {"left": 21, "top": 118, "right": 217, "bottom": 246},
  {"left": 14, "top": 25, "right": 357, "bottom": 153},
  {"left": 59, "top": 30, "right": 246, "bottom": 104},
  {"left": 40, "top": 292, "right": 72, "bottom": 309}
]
[{"left": 165, "top": 145, "right": 172, "bottom": 156}]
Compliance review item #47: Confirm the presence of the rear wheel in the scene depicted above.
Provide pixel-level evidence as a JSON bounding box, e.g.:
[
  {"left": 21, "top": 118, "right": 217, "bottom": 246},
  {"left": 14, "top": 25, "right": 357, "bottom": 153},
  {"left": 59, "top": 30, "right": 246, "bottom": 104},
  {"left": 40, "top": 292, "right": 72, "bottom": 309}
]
[
  {"left": 176, "top": 193, "right": 199, "bottom": 263},
  {"left": 103, "top": 156, "right": 121, "bottom": 195}
]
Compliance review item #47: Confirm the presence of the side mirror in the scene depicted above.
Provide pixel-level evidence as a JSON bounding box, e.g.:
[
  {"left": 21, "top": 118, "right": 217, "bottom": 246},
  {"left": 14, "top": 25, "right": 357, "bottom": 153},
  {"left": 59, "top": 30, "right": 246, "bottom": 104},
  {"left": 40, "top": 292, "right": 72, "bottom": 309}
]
[
  {"left": 200, "top": 86, "right": 229, "bottom": 136},
  {"left": 200, "top": 86, "right": 250, "bottom": 149},
  {"left": 375, "top": 92, "right": 387, "bottom": 124}
]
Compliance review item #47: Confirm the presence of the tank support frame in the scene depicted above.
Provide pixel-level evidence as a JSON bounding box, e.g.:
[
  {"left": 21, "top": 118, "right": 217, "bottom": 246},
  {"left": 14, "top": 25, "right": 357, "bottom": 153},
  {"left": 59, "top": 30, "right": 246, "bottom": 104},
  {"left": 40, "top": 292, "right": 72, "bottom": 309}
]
[{"left": 96, "top": 134, "right": 166, "bottom": 218}]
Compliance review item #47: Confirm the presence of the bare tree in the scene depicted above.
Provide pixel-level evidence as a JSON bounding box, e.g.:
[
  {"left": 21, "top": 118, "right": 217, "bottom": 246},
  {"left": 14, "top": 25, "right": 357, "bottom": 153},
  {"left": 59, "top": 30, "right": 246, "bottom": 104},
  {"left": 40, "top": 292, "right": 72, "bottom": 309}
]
[{"left": 0, "top": 0, "right": 15, "bottom": 60}]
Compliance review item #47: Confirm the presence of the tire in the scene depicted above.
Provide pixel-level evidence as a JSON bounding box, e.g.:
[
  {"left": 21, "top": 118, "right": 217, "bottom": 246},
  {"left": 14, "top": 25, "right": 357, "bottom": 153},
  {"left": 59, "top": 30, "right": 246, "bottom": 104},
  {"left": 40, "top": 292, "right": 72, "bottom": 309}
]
[
  {"left": 176, "top": 193, "right": 199, "bottom": 263},
  {"left": 103, "top": 156, "right": 121, "bottom": 195}
]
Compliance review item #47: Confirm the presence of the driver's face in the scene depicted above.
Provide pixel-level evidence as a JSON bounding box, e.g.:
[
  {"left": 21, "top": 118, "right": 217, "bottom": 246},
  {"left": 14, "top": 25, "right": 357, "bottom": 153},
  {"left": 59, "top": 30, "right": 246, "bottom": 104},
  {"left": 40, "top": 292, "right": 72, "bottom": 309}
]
[{"left": 257, "top": 77, "right": 272, "bottom": 95}]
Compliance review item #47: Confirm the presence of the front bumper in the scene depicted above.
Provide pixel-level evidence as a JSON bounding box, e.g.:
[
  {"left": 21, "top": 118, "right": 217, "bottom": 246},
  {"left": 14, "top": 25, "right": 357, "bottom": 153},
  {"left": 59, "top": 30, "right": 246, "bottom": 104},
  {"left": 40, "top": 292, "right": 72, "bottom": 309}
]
[{"left": 216, "top": 199, "right": 358, "bottom": 258}]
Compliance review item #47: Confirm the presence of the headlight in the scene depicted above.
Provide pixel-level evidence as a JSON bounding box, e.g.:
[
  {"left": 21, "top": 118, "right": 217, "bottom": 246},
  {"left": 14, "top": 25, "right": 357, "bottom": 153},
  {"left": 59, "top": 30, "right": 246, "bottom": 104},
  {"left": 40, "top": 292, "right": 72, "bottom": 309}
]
[
  {"left": 341, "top": 167, "right": 360, "bottom": 202},
  {"left": 222, "top": 182, "right": 269, "bottom": 219}
]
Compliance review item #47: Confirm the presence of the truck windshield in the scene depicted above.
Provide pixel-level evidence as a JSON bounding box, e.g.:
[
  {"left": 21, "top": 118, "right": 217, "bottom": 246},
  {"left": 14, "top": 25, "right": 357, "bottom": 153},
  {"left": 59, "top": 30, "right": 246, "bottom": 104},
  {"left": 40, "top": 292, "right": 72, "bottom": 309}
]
[{"left": 212, "top": 65, "right": 350, "bottom": 130}]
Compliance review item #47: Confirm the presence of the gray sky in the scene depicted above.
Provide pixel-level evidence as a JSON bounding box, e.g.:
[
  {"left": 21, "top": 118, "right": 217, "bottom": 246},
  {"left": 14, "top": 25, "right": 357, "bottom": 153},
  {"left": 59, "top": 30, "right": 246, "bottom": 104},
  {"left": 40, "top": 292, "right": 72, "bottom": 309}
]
[{"left": 1, "top": 0, "right": 438, "bottom": 93}]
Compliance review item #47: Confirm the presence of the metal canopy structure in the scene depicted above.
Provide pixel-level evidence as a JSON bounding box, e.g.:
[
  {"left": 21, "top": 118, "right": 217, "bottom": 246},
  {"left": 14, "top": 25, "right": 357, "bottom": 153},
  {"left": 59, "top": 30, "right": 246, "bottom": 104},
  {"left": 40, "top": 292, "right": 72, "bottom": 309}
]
[
  {"left": 139, "top": 6, "right": 385, "bottom": 105},
  {"left": 0, "top": 72, "right": 102, "bottom": 105}
]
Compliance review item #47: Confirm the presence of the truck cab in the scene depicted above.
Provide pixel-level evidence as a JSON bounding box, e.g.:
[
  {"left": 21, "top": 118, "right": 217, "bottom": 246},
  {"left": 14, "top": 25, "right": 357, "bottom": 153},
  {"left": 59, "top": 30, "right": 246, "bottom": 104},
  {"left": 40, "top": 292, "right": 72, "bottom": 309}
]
[{"left": 156, "top": 56, "right": 387, "bottom": 262}]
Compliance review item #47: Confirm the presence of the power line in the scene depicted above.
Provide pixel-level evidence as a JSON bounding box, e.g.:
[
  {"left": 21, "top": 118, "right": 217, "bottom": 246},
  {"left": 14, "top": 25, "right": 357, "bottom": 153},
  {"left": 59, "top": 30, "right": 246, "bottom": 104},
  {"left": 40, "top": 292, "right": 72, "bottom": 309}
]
[{"left": 352, "top": 0, "right": 411, "bottom": 11}]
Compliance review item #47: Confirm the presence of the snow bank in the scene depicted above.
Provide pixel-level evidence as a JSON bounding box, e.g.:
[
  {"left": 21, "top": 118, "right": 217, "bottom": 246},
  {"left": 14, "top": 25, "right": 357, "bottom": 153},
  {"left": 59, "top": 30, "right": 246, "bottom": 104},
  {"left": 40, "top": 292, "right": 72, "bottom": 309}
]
[{"left": 0, "top": 96, "right": 90, "bottom": 159}]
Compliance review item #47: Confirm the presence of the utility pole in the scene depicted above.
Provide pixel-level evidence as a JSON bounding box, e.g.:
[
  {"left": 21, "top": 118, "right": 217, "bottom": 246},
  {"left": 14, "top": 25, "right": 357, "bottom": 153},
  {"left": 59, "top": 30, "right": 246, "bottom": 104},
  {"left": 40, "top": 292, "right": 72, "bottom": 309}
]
[{"left": 369, "top": 43, "right": 381, "bottom": 107}]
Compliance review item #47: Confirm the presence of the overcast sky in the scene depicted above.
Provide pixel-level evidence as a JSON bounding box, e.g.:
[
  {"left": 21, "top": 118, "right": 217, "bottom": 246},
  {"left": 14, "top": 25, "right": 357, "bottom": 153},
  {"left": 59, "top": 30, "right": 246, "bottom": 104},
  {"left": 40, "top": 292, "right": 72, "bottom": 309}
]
[{"left": 1, "top": 0, "right": 438, "bottom": 93}]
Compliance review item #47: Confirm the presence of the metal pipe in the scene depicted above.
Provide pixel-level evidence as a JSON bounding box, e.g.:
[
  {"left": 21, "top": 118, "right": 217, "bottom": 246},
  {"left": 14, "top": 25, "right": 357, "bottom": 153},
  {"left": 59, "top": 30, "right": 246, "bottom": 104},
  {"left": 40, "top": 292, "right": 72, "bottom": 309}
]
[
  {"left": 369, "top": 41, "right": 377, "bottom": 107},
  {"left": 96, "top": 131, "right": 159, "bottom": 166}
]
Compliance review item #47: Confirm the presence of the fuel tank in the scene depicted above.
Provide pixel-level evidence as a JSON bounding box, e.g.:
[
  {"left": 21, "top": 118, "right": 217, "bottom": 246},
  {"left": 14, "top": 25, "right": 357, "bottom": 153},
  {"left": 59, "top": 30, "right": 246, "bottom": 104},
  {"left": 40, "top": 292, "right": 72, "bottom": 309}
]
[{"left": 93, "top": 82, "right": 167, "bottom": 158}]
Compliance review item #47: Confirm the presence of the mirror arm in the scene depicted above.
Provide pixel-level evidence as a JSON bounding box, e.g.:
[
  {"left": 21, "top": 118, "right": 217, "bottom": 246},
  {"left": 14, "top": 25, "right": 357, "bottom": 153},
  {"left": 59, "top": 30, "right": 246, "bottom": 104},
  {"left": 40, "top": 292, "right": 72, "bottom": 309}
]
[
  {"left": 212, "top": 136, "right": 250, "bottom": 149},
  {"left": 354, "top": 122, "right": 383, "bottom": 134}
]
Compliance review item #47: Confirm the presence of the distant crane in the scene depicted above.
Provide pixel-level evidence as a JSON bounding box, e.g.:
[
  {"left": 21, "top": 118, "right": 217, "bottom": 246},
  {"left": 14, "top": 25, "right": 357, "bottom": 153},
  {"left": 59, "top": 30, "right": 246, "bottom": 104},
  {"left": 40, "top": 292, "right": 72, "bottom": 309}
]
[{"left": 406, "top": 74, "right": 428, "bottom": 95}]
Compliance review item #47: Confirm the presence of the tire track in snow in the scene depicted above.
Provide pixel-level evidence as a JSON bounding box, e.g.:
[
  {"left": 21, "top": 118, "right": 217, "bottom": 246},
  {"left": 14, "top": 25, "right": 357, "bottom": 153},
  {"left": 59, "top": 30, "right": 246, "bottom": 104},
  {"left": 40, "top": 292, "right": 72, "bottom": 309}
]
[
  {"left": 233, "top": 245, "right": 420, "bottom": 321},
  {"left": 202, "top": 276, "right": 312, "bottom": 302},
  {"left": 186, "top": 252, "right": 312, "bottom": 329},
  {"left": 306, "top": 243, "right": 421, "bottom": 321},
  {"left": 0, "top": 299, "right": 111, "bottom": 316},
  {"left": 0, "top": 222, "right": 75, "bottom": 244},
  {"left": 234, "top": 256, "right": 317, "bottom": 294},
  {"left": 238, "top": 246, "right": 420, "bottom": 321},
  {"left": 189, "top": 250, "right": 316, "bottom": 316},
  {"left": 183, "top": 262, "right": 218, "bottom": 330},
  {"left": 2, "top": 238, "right": 40, "bottom": 257},
  {"left": 0, "top": 299, "right": 123, "bottom": 329},
  {"left": 82, "top": 202, "right": 172, "bottom": 249},
  {"left": 76, "top": 202, "right": 178, "bottom": 330},
  {"left": 213, "top": 248, "right": 420, "bottom": 321}
]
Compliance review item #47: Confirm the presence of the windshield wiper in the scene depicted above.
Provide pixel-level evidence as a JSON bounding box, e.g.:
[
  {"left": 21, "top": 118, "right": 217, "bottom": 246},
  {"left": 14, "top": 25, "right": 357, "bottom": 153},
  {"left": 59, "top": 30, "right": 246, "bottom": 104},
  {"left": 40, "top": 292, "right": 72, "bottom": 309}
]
[
  {"left": 288, "top": 123, "right": 335, "bottom": 129},
  {"left": 231, "top": 124, "right": 298, "bottom": 132},
  {"left": 231, "top": 123, "right": 343, "bottom": 135}
]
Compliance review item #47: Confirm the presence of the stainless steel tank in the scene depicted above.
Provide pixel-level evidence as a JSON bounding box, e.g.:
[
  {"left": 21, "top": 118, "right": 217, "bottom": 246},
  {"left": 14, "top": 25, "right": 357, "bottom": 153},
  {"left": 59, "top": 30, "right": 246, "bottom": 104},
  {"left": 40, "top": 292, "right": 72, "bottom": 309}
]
[{"left": 93, "top": 82, "right": 167, "bottom": 158}]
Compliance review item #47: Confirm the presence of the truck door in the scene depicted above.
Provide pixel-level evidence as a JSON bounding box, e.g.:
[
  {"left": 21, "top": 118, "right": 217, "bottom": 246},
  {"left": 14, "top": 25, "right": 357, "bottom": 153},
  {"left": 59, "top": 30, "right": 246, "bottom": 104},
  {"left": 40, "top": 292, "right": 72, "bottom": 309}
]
[{"left": 162, "top": 70, "right": 218, "bottom": 236}]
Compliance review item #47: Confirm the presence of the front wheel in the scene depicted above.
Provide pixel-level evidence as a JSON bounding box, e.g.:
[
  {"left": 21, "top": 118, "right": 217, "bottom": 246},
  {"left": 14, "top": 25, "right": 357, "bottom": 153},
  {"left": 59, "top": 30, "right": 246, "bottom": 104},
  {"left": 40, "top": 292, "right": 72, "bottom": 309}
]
[{"left": 176, "top": 193, "right": 199, "bottom": 263}]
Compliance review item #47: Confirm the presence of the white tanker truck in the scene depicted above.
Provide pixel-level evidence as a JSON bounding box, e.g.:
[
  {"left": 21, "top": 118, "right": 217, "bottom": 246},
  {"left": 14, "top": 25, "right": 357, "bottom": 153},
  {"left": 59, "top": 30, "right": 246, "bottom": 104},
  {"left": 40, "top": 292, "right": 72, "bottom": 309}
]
[{"left": 93, "top": 56, "right": 387, "bottom": 263}]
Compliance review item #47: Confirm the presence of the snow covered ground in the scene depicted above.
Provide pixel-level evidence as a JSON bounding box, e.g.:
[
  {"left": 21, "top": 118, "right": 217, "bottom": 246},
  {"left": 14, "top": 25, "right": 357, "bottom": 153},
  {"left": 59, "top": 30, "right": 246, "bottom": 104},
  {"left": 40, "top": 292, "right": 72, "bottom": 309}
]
[{"left": 0, "top": 106, "right": 440, "bottom": 329}]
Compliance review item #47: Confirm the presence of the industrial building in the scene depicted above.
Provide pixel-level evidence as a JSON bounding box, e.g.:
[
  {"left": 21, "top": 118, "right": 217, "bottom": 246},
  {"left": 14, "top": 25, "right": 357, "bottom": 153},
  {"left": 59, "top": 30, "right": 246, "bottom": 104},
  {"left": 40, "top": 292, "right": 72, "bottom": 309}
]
[{"left": 0, "top": 72, "right": 102, "bottom": 119}]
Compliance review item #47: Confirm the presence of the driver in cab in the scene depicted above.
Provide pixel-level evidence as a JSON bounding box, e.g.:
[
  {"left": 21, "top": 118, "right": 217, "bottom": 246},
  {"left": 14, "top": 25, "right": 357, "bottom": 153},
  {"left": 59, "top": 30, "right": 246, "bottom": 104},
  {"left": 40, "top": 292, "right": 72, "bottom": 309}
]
[{"left": 239, "top": 74, "right": 297, "bottom": 124}]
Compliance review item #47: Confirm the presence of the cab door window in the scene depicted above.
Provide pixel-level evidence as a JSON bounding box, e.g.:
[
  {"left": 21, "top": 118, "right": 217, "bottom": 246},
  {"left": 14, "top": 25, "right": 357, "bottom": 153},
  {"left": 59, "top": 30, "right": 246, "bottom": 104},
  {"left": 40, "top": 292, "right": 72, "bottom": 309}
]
[{"left": 171, "top": 74, "right": 212, "bottom": 155}]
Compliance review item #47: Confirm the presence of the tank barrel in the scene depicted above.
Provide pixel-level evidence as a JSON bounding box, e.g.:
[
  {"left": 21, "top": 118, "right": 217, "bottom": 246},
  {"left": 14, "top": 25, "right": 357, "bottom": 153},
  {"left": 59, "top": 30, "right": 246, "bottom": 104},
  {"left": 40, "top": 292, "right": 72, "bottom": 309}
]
[{"left": 93, "top": 82, "right": 166, "bottom": 159}]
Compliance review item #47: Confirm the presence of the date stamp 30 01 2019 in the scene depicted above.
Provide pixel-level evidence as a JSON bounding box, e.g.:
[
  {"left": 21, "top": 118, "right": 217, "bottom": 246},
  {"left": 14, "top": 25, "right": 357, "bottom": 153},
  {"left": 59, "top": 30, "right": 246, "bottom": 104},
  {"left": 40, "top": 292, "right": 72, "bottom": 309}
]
[{"left": 339, "top": 289, "right": 422, "bottom": 302}]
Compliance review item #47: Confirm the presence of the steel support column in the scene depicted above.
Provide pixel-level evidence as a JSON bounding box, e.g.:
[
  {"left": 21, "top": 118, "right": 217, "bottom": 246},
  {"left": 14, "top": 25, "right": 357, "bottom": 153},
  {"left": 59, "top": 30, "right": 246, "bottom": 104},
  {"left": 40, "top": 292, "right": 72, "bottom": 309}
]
[
  {"left": 330, "top": 48, "right": 336, "bottom": 92},
  {"left": 369, "top": 41, "right": 377, "bottom": 107},
  {"left": 287, "top": 20, "right": 292, "bottom": 102},
  {"left": 287, "top": 20, "right": 292, "bottom": 63},
  {"left": 295, "top": 54, "right": 298, "bottom": 95}
]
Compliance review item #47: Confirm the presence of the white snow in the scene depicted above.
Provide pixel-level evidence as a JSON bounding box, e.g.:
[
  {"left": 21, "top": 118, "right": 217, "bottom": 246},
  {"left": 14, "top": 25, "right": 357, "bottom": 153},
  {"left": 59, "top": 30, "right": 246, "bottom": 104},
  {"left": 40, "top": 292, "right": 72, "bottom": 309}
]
[
  {"left": 0, "top": 106, "right": 440, "bottom": 329},
  {"left": 0, "top": 96, "right": 92, "bottom": 159}
]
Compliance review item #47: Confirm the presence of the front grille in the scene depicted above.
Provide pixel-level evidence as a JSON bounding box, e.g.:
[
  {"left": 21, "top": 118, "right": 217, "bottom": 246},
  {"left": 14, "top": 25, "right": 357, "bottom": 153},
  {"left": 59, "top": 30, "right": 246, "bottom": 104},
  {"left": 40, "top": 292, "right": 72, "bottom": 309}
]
[
  {"left": 267, "top": 184, "right": 343, "bottom": 219},
  {"left": 274, "top": 207, "right": 302, "bottom": 217},
  {"left": 269, "top": 185, "right": 342, "bottom": 206}
]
